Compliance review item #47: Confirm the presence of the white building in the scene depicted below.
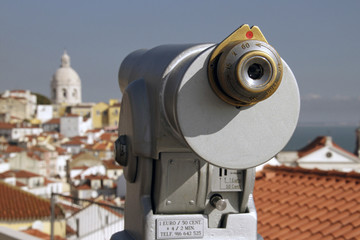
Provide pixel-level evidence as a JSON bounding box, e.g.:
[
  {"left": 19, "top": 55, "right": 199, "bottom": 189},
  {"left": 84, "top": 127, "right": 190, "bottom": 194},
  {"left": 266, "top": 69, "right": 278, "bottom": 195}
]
[
  {"left": 0, "top": 170, "right": 63, "bottom": 198},
  {"left": 0, "top": 154, "right": 10, "bottom": 173},
  {"left": 277, "top": 136, "right": 360, "bottom": 172},
  {"left": 36, "top": 105, "right": 53, "bottom": 123},
  {"left": 11, "top": 125, "right": 43, "bottom": 141},
  {"left": 55, "top": 147, "right": 71, "bottom": 179},
  {"left": 0, "top": 90, "right": 37, "bottom": 121},
  {"left": 60, "top": 114, "right": 92, "bottom": 137},
  {"left": 67, "top": 201, "right": 124, "bottom": 240},
  {"left": 0, "top": 122, "right": 43, "bottom": 141},
  {"left": 51, "top": 51, "right": 82, "bottom": 105}
]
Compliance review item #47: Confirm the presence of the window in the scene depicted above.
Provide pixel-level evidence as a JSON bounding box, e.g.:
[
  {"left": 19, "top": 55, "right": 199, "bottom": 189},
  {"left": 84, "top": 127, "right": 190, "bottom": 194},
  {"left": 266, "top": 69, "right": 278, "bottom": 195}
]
[
  {"left": 96, "top": 110, "right": 100, "bottom": 116},
  {"left": 76, "top": 218, "right": 80, "bottom": 237},
  {"left": 72, "top": 89, "right": 77, "bottom": 98},
  {"left": 62, "top": 89, "right": 67, "bottom": 98}
]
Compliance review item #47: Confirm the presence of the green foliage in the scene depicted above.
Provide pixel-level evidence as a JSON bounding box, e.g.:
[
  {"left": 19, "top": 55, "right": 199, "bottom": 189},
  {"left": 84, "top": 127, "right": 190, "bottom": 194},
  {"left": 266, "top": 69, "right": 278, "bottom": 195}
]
[{"left": 32, "top": 92, "right": 52, "bottom": 105}]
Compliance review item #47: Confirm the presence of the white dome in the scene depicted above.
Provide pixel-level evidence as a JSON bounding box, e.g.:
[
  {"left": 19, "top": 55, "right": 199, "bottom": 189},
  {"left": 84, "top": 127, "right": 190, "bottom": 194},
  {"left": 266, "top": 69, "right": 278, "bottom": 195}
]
[
  {"left": 52, "top": 67, "right": 81, "bottom": 85},
  {"left": 52, "top": 51, "right": 81, "bottom": 86},
  {"left": 51, "top": 51, "right": 82, "bottom": 104}
]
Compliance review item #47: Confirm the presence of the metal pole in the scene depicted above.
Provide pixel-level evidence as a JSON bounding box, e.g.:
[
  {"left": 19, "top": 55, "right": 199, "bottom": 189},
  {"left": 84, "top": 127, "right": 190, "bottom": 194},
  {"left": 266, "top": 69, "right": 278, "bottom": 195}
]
[{"left": 50, "top": 192, "right": 55, "bottom": 240}]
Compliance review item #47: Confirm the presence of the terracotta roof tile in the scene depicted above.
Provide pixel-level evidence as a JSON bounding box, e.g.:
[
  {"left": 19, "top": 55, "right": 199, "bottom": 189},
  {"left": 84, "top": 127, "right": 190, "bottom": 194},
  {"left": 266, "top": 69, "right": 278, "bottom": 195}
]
[
  {"left": 62, "top": 139, "right": 84, "bottom": 145},
  {"left": 331, "top": 224, "right": 353, "bottom": 239},
  {"left": 254, "top": 165, "right": 360, "bottom": 239},
  {"left": 2, "top": 145, "right": 24, "bottom": 153},
  {"left": 0, "top": 122, "right": 14, "bottom": 129},
  {"left": 22, "top": 228, "right": 66, "bottom": 240},
  {"left": 100, "top": 132, "right": 117, "bottom": 141},
  {"left": 343, "top": 227, "right": 360, "bottom": 239},
  {"left": 44, "top": 118, "right": 60, "bottom": 124},
  {"left": 0, "top": 170, "right": 41, "bottom": 179},
  {"left": 0, "top": 181, "right": 64, "bottom": 221}
]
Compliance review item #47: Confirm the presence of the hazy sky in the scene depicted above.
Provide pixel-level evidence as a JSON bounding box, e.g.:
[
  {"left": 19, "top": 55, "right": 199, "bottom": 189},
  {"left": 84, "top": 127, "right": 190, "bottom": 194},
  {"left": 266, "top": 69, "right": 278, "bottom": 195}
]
[{"left": 1, "top": 1, "right": 360, "bottom": 125}]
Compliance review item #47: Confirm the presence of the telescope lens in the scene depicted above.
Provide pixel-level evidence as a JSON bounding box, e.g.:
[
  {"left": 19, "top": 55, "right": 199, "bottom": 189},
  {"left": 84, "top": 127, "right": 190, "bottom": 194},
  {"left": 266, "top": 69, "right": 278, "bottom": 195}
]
[{"left": 247, "top": 63, "right": 264, "bottom": 80}]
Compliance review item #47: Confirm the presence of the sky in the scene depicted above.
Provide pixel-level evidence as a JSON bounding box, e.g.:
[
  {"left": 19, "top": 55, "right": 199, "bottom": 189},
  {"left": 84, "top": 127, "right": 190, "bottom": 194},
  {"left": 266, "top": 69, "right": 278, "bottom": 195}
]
[{"left": 0, "top": 1, "right": 360, "bottom": 125}]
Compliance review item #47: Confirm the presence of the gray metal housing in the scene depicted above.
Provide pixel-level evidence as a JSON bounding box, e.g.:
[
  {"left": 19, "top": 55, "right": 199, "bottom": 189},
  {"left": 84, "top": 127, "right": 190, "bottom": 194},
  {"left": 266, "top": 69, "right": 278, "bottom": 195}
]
[{"left": 112, "top": 43, "right": 299, "bottom": 240}]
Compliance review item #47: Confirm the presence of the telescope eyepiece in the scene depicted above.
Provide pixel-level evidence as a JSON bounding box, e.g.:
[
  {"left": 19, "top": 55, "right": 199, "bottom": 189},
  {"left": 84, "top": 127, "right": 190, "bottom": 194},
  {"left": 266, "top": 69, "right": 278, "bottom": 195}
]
[
  {"left": 213, "top": 40, "right": 282, "bottom": 106},
  {"left": 247, "top": 63, "right": 264, "bottom": 80}
]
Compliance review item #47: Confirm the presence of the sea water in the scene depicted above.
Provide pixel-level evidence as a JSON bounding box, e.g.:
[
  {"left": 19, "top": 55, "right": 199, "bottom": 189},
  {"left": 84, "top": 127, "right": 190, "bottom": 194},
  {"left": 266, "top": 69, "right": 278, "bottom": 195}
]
[{"left": 284, "top": 125, "right": 359, "bottom": 153}]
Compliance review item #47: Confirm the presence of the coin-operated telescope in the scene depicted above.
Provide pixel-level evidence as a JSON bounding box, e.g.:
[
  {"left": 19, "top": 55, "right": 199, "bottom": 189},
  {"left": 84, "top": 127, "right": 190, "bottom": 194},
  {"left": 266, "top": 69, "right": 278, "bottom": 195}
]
[{"left": 111, "top": 25, "right": 300, "bottom": 240}]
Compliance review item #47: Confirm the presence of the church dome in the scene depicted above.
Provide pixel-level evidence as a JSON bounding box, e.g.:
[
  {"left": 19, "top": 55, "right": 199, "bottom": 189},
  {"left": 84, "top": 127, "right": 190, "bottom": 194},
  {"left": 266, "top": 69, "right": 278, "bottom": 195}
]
[
  {"left": 51, "top": 51, "right": 82, "bottom": 104},
  {"left": 52, "top": 51, "right": 81, "bottom": 85}
]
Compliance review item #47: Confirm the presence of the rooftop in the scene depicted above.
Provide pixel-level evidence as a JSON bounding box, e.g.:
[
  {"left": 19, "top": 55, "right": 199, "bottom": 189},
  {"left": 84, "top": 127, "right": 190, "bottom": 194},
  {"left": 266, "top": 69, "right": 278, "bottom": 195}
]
[
  {"left": 0, "top": 122, "right": 14, "bottom": 129},
  {"left": 22, "top": 228, "right": 66, "bottom": 240},
  {"left": 0, "top": 181, "right": 64, "bottom": 221},
  {"left": 0, "top": 169, "right": 42, "bottom": 179},
  {"left": 298, "top": 136, "right": 358, "bottom": 158},
  {"left": 44, "top": 118, "right": 60, "bottom": 125},
  {"left": 254, "top": 165, "right": 360, "bottom": 239}
]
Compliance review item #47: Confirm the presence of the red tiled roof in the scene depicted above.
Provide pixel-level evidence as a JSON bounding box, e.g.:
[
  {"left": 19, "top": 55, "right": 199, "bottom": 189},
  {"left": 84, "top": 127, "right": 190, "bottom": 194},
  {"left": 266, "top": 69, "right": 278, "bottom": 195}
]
[
  {"left": 71, "top": 165, "right": 89, "bottom": 170},
  {"left": 76, "top": 183, "right": 92, "bottom": 190},
  {"left": 0, "top": 181, "right": 64, "bottom": 221},
  {"left": 0, "top": 122, "right": 14, "bottom": 129},
  {"left": 55, "top": 146, "right": 67, "bottom": 155},
  {"left": 44, "top": 178, "right": 56, "bottom": 184},
  {"left": 62, "top": 139, "right": 84, "bottom": 146},
  {"left": 2, "top": 145, "right": 24, "bottom": 153},
  {"left": 100, "top": 132, "right": 117, "bottom": 141},
  {"left": 298, "top": 136, "right": 358, "bottom": 158},
  {"left": 10, "top": 89, "right": 26, "bottom": 93},
  {"left": 72, "top": 136, "right": 87, "bottom": 141},
  {"left": 16, "top": 181, "right": 26, "bottom": 187},
  {"left": 63, "top": 113, "right": 79, "bottom": 117},
  {"left": 91, "top": 142, "right": 111, "bottom": 151},
  {"left": 30, "top": 146, "right": 49, "bottom": 153},
  {"left": 86, "top": 129, "right": 102, "bottom": 133},
  {"left": 254, "top": 165, "right": 360, "bottom": 240},
  {"left": 0, "top": 170, "right": 41, "bottom": 179},
  {"left": 103, "top": 159, "right": 123, "bottom": 169},
  {"left": 27, "top": 151, "right": 42, "bottom": 161},
  {"left": 22, "top": 228, "right": 66, "bottom": 240},
  {"left": 84, "top": 174, "right": 109, "bottom": 180},
  {"left": 44, "top": 118, "right": 60, "bottom": 125}
]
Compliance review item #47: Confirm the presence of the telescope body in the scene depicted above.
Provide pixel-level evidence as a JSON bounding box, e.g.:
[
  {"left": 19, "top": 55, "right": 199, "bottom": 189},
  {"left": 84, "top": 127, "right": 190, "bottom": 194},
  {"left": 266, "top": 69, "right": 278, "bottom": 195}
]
[{"left": 112, "top": 25, "right": 300, "bottom": 240}]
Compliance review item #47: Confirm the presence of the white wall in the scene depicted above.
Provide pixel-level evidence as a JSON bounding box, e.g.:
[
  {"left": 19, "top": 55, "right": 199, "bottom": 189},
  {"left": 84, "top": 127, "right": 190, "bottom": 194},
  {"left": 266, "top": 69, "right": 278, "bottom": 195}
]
[
  {"left": 36, "top": 105, "right": 53, "bottom": 123},
  {"left": 60, "top": 116, "right": 80, "bottom": 137},
  {"left": 67, "top": 204, "right": 124, "bottom": 240}
]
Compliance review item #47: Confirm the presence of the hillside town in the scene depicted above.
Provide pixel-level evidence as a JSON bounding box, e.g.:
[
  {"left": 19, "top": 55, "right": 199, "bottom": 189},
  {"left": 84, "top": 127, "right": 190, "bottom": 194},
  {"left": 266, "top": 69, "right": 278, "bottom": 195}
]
[{"left": 0, "top": 52, "right": 124, "bottom": 239}]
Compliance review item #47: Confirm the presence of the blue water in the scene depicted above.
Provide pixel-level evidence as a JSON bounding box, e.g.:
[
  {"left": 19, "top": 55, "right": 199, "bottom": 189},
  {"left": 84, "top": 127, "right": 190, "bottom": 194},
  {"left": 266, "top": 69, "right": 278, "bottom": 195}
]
[{"left": 284, "top": 126, "right": 359, "bottom": 153}]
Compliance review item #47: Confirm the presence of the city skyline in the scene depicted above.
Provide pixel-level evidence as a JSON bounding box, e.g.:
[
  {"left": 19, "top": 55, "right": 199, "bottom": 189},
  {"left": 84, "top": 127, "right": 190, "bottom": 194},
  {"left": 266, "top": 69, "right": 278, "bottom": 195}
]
[{"left": 1, "top": 1, "right": 360, "bottom": 125}]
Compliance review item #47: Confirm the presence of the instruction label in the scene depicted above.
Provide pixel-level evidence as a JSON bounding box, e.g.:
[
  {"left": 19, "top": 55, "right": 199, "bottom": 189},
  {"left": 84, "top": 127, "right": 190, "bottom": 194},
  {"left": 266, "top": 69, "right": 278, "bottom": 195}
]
[
  {"left": 212, "top": 168, "right": 242, "bottom": 192},
  {"left": 156, "top": 218, "right": 204, "bottom": 239}
]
